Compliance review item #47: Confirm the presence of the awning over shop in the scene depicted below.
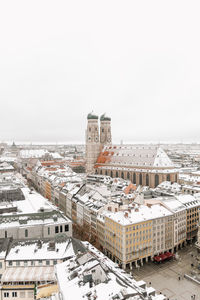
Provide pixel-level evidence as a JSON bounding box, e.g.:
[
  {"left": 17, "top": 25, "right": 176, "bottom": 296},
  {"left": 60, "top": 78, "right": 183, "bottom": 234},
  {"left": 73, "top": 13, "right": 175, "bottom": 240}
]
[
  {"left": 153, "top": 252, "right": 174, "bottom": 262},
  {"left": 165, "top": 251, "right": 174, "bottom": 258},
  {"left": 153, "top": 256, "right": 161, "bottom": 262}
]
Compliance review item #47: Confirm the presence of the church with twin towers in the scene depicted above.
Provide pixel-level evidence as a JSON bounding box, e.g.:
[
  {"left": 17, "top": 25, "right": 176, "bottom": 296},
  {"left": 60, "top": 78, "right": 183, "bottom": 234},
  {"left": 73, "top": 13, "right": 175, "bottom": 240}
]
[
  {"left": 86, "top": 112, "right": 112, "bottom": 173},
  {"left": 85, "top": 112, "right": 178, "bottom": 188}
]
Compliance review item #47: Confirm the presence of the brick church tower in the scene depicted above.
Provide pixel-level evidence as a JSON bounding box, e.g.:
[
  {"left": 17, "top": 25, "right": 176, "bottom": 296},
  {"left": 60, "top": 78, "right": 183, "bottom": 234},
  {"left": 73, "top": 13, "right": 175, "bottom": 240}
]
[
  {"left": 85, "top": 112, "right": 112, "bottom": 173},
  {"left": 100, "top": 113, "right": 112, "bottom": 147},
  {"left": 85, "top": 112, "right": 101, "bottom": 173}
]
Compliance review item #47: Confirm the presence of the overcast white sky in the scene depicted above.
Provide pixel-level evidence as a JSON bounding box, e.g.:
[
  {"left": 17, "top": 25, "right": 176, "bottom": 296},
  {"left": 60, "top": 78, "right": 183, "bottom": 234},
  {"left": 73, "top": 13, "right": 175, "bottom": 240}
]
[{"left": 0, "top": 0, "right": 200, "bottom": 144}]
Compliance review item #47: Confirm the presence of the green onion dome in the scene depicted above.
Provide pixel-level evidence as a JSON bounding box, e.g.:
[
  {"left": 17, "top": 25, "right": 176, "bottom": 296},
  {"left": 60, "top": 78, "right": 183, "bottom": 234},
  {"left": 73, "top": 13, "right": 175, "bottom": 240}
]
[
  {"left": 100, "top": 113, "right": 111, "bottom": 121},
  {"left": 87, "top": 112, "right": 98, "bottom": 120}
]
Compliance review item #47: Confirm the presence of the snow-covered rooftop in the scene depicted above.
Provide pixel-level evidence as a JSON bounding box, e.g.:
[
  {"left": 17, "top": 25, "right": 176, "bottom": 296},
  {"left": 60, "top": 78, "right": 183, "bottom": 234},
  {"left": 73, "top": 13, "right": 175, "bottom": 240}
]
[
  {"left": 105, "top": 204, "right": 172, "bottom": 226},
  {"left": 19, "top": 149, "right": 48, "bottom": 158},
  {"left": 6, "top": 237, "right": 86, "bottom": 261},
  {"left": 55, "top": 241, "right": 166, "bottom": 300}
]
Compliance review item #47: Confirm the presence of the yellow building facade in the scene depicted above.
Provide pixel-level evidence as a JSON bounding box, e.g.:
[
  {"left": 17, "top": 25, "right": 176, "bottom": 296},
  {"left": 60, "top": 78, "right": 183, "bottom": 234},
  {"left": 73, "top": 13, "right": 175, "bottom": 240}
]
[{"left": 104, "top": 213, "right": 153, "bottom": 269}]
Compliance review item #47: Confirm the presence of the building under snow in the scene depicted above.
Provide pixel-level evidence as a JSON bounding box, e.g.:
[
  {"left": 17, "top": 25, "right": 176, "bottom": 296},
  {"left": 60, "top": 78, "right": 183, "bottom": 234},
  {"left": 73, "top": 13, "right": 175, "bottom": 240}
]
[
  {"left": 54, "top": 241, "right": 166, "bottom": 300},
  {"left": 0, "top": 186, "right": 72, "bottom": 240}
]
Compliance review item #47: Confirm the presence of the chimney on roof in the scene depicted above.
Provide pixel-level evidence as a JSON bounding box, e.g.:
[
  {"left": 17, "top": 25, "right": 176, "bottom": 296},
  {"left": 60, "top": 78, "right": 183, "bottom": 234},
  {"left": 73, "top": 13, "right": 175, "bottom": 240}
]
[
  {"left": 48, "top": 241, "right": 55, "bottom": 251},
  {"left": 37, "top": 240, "right": 42, "bottom": 249},
  {"left": 124, "top": 212, "right": 129, "bottom": 218}
]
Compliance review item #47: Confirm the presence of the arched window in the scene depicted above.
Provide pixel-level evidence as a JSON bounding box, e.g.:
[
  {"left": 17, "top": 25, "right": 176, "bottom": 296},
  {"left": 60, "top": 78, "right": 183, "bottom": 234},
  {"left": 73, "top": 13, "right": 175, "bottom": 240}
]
[
  {"left": 155, "top": 174, "right": 159, "bottom": 187},
  {"left": 95, "top": 169, "right": 98, "bottom": 174},
  {"left": 25, "top": 229, "right": 28, "bottom": 238},
  {"left": 146, "top": 174, "right": 149, "bottom": 186},
  {"left": 139, "top": 173, "right": 142, "bottom": 185},
  {"left": 166, "top": 174, "right": 170, "bottom": 182},
  {"left": 100, "top": 169, "right": 102, "bottom": 175},
  {"left": 116, "top": 171, "right": 119, "bottom": 178},
  {"left": 127, "top": 172, "right": 130, "bottom": 180},
  {"left": 133, "top": 173, "right": 136, "bottom": 184},
  {"left": 121, "top": 172, "right": 124, "bottom": 179},
  {"left": 105, "top": 170, "right": 108, "bottom": 176},
  {"left": 111, "top": 171, "right": 113, "bottom": 178}
]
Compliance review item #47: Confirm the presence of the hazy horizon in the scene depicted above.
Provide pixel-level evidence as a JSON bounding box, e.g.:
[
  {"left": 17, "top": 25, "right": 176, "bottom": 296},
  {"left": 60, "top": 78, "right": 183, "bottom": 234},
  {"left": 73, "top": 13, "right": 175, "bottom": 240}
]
[
  {"left": 3, "top": 140, "right": 200, "bottom": 146},
  {"left": 1, "top": 0, "right": 200, "bottom": 143}
]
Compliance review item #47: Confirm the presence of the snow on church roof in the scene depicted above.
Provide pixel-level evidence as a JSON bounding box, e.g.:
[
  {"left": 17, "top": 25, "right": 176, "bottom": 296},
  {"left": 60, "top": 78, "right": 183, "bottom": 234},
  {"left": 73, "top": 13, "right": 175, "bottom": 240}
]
[
  {"left": 96, "top": 145, "right": 174, "bottom": 169},
  {"left": 153, "top": 147, "right": 173, "bottom": 167}
]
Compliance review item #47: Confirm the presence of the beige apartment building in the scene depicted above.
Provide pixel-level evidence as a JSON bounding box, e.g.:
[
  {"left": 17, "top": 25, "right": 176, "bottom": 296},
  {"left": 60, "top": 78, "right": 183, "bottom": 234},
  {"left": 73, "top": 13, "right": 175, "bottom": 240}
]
[{"left": 102, "top": 203, "right": 173, "bottom": 269}]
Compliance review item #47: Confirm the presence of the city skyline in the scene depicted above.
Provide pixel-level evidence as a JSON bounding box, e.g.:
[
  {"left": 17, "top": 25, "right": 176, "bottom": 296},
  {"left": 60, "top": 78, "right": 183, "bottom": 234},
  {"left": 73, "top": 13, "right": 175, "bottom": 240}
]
[{"left": 1, "top": 1, "right": 200, "bottom": 299}]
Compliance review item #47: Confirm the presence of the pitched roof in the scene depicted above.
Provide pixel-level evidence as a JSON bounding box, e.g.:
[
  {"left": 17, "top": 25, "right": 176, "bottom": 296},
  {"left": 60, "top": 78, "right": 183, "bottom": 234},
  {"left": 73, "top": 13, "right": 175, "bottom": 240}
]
[{"left": 96, "top": 145, "right": 174, "bottom": 169}]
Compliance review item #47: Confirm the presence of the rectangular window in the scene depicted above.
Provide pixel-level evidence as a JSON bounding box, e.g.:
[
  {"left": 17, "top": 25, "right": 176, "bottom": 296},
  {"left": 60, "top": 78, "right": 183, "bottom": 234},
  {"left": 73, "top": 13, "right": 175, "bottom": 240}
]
[
  {"left": 48, "top": 227, "right": 50, "bottom": 235},
  {"left": 12, "top": 292, "right": 17, "bottom": 297},
  {"left": 8, "top": 261, "right": 12, "bottom": 266},
  {"left": 55, "top": 226, "right": 59, "bottom": 234},
  {"left": 53, "top": 260, "right": 57, "bottom": 265},
  {"left": 0, "top": 262, "right": 2, "bottom": 268},
  {"left": 65, "top": 224, "right": 69, "bottom": 232},
  {"left": 60, "top": 225, "right": 63, "bottom": 233},
  {"left": 39, "top": 260, "right": 42, "bottom": 266},
  {"left": 16, "top": 261, "right": 20, "bottom": 266},
  {"left": 46, "top": 260, "right": 50, "bottom": 266},
  {"left": 4, "top": 292, "right": 9, "bottom": 298}
]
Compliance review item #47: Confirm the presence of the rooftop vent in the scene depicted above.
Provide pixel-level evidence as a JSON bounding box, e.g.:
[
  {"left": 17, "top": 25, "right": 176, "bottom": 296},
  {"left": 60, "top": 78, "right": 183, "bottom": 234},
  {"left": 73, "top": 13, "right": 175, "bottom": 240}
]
[
  {"left": 124, "top": 212, "right": 129, "bottom": 218},
  {"left": 37, "top": 240, "right": 42, "bottom": 249},
  {"left": 48, "top": 241, "right": 55, "bottom": 251},
  {"left": 53, "top": 215, "right": 58, "bottom": 222}
]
